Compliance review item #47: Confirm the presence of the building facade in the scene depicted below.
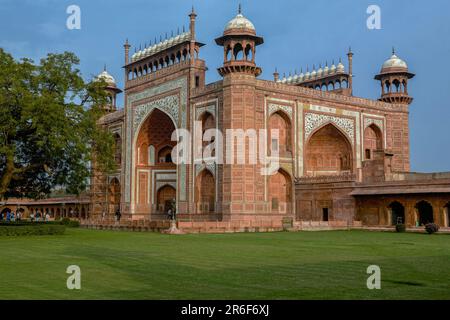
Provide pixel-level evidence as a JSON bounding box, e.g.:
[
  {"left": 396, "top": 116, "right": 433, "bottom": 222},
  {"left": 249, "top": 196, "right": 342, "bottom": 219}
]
[{"left": 4, "top": 7, "right": 449, "bottom": 230}]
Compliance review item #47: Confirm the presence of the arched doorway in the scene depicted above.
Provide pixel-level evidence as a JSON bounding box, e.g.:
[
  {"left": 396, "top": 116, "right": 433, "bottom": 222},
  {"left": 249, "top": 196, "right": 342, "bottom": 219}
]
[
  {"left": 108, "top": 178, "right": 121, "bottom": 214},
  {"left": 269, "top": 111, "right": 292, "bottom": 156},
  {"left": 416, "top": 201, "right": 434, "bottom": 225},
  {"left": 268, "top": 169, "right": 292, "bottom": 213},
  {"left": 388, "top": 201, "right": 405, "bottom": 225},
  {"left": 195, "top": 170, "right": 215, "bottom": 213},
  {"left": 157, "top": 185, "right": 176, "bottom": 214},
  {"left": 305, "top": 123, "right": 353, "bottom": 176},
  {"left": 364, "top": 124, "right": 383, "bottom": 160},
  {"left": 157, "top": 146, "right": 173, "bottom": 164},
  {"left": 199, "top": 112, "right": 216, "bottom": 158},
  {"left": 135, "top": 109, "right": 177, "bottom": 212}
]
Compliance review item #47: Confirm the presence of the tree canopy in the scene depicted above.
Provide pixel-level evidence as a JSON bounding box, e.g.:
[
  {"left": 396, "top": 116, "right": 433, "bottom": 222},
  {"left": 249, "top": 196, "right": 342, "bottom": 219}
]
[{"left": 0, "top": 49, "right": 116, "bottom": 200}]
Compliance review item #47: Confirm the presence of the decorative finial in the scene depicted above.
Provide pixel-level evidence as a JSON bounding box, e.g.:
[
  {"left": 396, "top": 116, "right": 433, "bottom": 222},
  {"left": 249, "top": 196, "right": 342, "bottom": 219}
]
[
  {"left": 275, "top": 67, "right": 278, "bottom": 73},
  {"left": 177, "top": 27, "right": 180, "bottom": 35},
  {"left": 171, "top": 30, "right": 174, "bottom": 37},
  {"left": 165, "top": 32, "right": 168, "bottom": 40},
  {"left": 392, "top": 47, "right": 396, "bottom": 55},
  {"left": 238, "top": 3, "right": 242, "bottom": 14},
  {"left": 125, "top": 38, "right": 129, "bottom": 45},
  {"left": 183, "top": 25, "right": 185, "bottom": 32},
  {"left": 349, "top": 46, "right": 352, "bottom": 54},
  {"left": 103, "top": 64, "right": 106, "bottom": 72}
]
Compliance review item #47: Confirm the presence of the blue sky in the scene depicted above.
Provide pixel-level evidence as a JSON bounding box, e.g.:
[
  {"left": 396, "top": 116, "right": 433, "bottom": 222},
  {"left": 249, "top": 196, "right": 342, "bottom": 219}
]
[{"left": 1, "top": 0, "right": 449, "bottom": 172}]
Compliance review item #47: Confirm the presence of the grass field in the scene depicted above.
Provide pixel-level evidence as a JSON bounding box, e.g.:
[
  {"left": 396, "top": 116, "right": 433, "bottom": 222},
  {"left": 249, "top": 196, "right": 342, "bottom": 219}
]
[{"left": 0, "top": 229, "right": 449, "bottom": 300}]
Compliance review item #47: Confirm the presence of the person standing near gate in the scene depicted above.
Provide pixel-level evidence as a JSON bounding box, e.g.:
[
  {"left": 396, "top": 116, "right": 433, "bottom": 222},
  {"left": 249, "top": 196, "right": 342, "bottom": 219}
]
[{"left": 115, "top": 208, "right": 121, "bottom": 223}]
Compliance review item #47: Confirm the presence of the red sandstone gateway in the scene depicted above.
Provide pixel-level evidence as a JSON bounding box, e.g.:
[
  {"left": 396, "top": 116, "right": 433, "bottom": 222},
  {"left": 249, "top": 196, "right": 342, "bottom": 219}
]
[{"left": 3, "top": 7, "right": 450, "bottom": 233}]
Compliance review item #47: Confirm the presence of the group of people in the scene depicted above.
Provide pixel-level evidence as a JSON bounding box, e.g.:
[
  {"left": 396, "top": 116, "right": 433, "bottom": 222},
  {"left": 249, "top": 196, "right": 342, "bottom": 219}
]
[
  {"left": 29, "top": 209, "right": 51, "bottom": 222},
  {"left": 0, "top": 208, "right": 52, "bottom": 222},
  {"left": 0, "top": 209, "right": 22, "bottom": 222}
]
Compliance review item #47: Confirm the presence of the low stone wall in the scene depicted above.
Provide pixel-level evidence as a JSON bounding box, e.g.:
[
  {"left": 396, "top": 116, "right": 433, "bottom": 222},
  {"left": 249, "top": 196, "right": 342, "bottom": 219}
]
[
  {"left": 80, "top": 218, "right": 367, "bottom": 234},
  {"left": 177, "top": 220, "right": 284, "bottom": 233},
  {"left": 291, "top": 220, "right": 362, "bottom": 231},
  {"left": 81, "top": 220, "right": 171, "bottom": 232}
]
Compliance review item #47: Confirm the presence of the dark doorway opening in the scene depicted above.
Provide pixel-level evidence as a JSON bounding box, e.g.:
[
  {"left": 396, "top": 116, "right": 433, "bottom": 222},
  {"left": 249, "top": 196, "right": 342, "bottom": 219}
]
[
  {"left": 416, "top": 201, "right": 434, "bottom": 225},
  {"left": 322, "top": 208, "right": 329, "bottom": 222},
  {"left": 389, "top": 201, "right": 405, "bottom": 225}
]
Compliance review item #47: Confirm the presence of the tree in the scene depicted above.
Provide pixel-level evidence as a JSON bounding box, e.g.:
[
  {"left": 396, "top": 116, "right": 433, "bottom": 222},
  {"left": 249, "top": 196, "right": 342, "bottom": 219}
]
[{"left": 0, "top": 49, "right": 116, "bottom": 200}]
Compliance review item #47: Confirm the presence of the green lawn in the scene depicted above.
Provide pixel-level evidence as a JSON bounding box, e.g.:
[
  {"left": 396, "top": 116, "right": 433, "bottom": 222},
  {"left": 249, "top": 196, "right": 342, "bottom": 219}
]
[{"left": 0, "top": 229, "right": 449, "bottom": 300}]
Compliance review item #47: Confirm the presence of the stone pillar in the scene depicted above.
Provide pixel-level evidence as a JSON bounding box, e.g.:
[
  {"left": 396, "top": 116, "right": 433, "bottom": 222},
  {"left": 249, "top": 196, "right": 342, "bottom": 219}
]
[
  {"left": 387, "top": 208, "right": 392, "bottom": 226},
  {"left": 444, "top": 207, "right": 449, "bottom": 227}
]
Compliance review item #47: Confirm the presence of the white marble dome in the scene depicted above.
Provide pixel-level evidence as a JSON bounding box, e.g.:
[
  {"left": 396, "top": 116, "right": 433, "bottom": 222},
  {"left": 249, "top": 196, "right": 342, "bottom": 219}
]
[
  {"left": 95, "top": 70, "right": 116, "bottom": 86},
  {"left": 382, "top": 53, "right": 408, "bottom": 70},
  {"left": 225, "top": 13, "right": 255, "bottom": 32}
]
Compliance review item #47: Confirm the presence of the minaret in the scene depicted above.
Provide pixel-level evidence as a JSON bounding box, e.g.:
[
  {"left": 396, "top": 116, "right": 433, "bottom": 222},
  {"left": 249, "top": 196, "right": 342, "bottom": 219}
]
[
  {"left": 95, "top": 66, "right": 122, "bottom": 112},
  {"left": 189, "top": 6, "right": 197, "bottom": 60},
  {"left": 347, "top": 47, "right": 354, "bottom": 96},
  {"left": 273, "top": 68, "right": 279, "bottom": 82},
  {"left": 124, "top": 39, "right": 131, "bottom": 65},
  {"left": 375, "top": 48, "right": 415, "bottom": 104},
  {"left": 214, "top": 6, "right": 268, "bottom": 220},
  {"left": 215, "top": 5, "right": 264, "bottom": 77}
]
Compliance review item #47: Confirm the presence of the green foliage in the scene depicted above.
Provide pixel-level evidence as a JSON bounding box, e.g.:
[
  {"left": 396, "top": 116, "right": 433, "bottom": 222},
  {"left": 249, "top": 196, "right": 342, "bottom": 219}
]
[
  {"left": 0, "top": 219, "right": 79, "bottom": 228},
  {"left": 0, "top": 224, "right": 65, "bottom": 236},
  {"left": 60, "top": 217, "right": 80, "bottom": 228},
  {"left": 0, "top": 48, "right": 116, "bottom": 200},
  {"left": 425, "top": 223, "right": 439, "bottom": 234},
  {"left": 396, "top": 224, "right": 406, "bottom": 233}
]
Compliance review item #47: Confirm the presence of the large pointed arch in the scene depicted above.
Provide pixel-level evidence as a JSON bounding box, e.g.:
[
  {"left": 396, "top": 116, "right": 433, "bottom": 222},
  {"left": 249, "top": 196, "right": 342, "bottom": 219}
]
[
  {"left": 364, "top": 124, "right": 383, "bottom": 160},
  {"left": 134, "top": 108, "right": 178, "bottom": 214},
  {"left": 268, "top": 110, "right": 292, "bottom": 156},
  {"left": 268, "top": 168, "right": 293, "bottom": 214},
  {"left": 305, "top": 123, "right": 354, "bottom": 176},
  {"left": 195, "top": 169, "right": 216, "bottom": 214}
]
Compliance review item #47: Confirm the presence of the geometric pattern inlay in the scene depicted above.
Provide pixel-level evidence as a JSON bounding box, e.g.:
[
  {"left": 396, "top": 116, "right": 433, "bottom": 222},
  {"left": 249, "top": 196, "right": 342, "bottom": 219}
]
[
  {"left": 196, "top": 104, "right": 216, "bottom": 120},
  {"left": 268, "top": 103, "right": 293, "bottom": 119},
  {"left": 304, "top": 112, "right": 355, "bottom": 145},
  {"left": 364, "top": 117, "right": 384, "bottom": 130}
]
